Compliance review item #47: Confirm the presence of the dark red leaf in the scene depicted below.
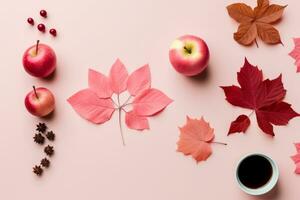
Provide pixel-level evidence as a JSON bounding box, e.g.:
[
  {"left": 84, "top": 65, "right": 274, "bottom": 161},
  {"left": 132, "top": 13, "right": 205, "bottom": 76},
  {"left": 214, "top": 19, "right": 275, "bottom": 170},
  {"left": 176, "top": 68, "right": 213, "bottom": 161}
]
[
  {"left": 221, "top": 86, "right": 252, "bottom": 109},
  {"left": 228, "top": 114, "right": 250, "bottom": 135},
  {"left": 221, "top": 58, "right": 299, "bottom": 136},
  {"left": 255, "top": 75, "right": 286, "bottom": 108},
  {"left": 257, "top": 102, "right": 300, "bottom": 126}
]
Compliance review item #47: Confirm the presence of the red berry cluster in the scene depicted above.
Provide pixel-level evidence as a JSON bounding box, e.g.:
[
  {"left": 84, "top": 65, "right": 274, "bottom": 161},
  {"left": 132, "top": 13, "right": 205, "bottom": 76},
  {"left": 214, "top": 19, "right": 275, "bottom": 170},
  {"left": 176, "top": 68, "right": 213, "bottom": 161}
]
[{"left": 27, "top": 9, "right": 57, "bottom": 37}]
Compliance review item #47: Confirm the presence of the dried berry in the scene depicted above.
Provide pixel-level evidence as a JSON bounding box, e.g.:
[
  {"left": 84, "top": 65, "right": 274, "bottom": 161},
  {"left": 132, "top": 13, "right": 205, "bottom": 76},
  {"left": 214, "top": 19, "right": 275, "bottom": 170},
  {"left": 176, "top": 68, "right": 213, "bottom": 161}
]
[
  {"left": 36, "top": 123, "right": 47, "bottom": 133},
  {"left": 40, "top": 10, "right": 47, "bottom": 18},
  {"left": 27, "top": 17, "right": 34, "bottom": 25},
  {"left": 37, "top": 23, "right": 46, "bottom": 32},
  {"left": 41, "top": 158, "right": 50, "bottom": 168},
  {"left": 46, "top": 131, "right": 55, "bottom": 141},
  {"left": 49, "top": 28, "right": 57, "bottom": 37},
  {"left": 33, "top": 165, "right": 43, "bottom": 176},
  {"left": 33, "top": 133, "right": 45, "bottom": 144},
  {"left": 44, "top": 145, "right": 54, "bottom": 156}
]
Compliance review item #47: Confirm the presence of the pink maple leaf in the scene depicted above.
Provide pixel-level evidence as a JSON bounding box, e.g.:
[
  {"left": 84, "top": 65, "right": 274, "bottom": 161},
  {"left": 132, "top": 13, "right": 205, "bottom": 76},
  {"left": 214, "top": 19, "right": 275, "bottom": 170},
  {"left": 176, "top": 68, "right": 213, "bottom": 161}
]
[
  {"left": 291, "top": 143, "right": 300, "bottom": 174},
  {"left": 67, "top": 59, "right": 173, "bottom": 145},
  {"left": 289, "top": 38, "right": 300, "bottom": 73}
]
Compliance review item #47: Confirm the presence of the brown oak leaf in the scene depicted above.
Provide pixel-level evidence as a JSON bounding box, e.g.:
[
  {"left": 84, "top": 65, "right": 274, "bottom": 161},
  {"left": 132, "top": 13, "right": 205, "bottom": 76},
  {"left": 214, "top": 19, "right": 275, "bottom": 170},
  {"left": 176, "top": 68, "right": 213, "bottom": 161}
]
[{"left": 227, "top": 0, "right": 286, "bottom": 46}]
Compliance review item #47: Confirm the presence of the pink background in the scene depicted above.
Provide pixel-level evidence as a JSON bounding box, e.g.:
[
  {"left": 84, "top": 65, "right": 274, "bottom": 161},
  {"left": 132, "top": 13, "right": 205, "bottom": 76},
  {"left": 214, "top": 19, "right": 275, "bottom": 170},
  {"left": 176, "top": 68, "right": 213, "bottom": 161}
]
[{"left": 0, "top": 0, "right": 299, "bottom": 199}]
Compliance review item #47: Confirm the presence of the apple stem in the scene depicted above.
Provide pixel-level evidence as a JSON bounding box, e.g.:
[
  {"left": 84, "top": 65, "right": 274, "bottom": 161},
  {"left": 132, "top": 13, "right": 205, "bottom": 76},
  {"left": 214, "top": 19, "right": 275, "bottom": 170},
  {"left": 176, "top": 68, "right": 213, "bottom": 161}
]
[
  {"left": 32, "top": 85, "right": 39, "bottom": 99},
  {"left": 184, "top": 46, "right": 192, "bottom": 54},
  {"left": 35, "top": 40, "right": 40, "bottom": 54}
]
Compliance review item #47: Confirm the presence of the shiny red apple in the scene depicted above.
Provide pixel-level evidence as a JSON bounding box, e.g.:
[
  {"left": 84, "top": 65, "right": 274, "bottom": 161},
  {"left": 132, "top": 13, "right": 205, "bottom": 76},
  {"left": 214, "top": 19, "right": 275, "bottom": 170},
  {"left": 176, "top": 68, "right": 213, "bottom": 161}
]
[
  {"left": 22, "top": 40, "right": 56, "bottom": 78},
  {"left": 25, "top": 86, "right": 55, "bottom": 117},
  {"left": 169, "top": 35, "right": 210, "bottom": 76}
]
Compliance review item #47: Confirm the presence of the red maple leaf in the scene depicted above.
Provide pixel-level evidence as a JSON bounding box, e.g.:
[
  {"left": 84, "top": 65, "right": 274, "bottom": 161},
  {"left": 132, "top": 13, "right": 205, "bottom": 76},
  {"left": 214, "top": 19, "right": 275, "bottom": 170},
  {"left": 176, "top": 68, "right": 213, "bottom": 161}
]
[
  {"left": 68, "top": 59, "right": 173, "bottom": 145},
  {"left": 221, "top": 58, "right": 299, "bottom": 136}
]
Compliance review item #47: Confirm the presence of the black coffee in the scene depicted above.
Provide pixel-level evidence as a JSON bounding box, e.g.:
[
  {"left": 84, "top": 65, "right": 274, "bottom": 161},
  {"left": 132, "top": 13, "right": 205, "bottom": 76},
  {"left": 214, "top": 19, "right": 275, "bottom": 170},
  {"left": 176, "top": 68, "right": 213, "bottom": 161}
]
[{"left": 238, "top": 155, "right": 273, "bottom": 189}]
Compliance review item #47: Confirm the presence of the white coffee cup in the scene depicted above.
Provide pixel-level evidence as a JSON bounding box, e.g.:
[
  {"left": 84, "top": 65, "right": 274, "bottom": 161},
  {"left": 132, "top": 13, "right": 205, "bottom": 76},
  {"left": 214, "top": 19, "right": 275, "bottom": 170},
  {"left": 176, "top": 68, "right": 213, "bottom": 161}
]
[{"left": 235, "top": 153, "right": 279, "bottom": 196}]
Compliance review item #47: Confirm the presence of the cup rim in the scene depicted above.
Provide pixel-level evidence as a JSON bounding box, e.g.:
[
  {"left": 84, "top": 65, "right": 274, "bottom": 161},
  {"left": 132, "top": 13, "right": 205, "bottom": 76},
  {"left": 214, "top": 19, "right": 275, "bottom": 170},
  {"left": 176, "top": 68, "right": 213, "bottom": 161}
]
[{"left": 235, "top": 153, "right": 279, "bottom": 196}]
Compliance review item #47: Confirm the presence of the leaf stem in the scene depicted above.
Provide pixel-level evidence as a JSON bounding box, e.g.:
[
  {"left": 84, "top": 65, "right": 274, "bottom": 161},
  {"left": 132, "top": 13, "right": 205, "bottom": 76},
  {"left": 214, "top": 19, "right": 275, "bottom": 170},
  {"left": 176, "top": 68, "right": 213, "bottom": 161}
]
[
  {"left": 254, "top": 39, "right": 259, "bottom": 48},
  {"left": 122, "top": 102, "right": 133, "bottom": 107},
  {"left": 248, "top": 111, "right": 254, "bottom": 117},
  {"left": 211, "top": 141, "right": 227, "bottom": 145},
  {"left": 117, "top": 94, "right": 125, "bottom": 146},
  {"left": 121, "top": 107, "right": 128, "bottom": 113},
  {"left": 110, "top": 97, "right": 118, "bottom": 108},
  {"left": 117, "top": 94, "right": 120, "bottom": 105},
  {"left": 118, "top": 107, "right": 125, "bottom": 146},
  {"left": 121, "top": 95, "right": 132, "bottom": 108}
]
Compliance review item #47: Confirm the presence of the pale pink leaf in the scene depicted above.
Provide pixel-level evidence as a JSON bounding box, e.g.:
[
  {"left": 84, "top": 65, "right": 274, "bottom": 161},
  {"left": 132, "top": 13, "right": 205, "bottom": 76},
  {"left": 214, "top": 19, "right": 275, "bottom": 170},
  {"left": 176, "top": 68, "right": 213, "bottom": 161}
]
[
  {"left": 127, "top": 64, "right": 151, "bottom": 96},
  {"left": 295, "top": 163, "right": 300, "bottom": 174},
  {"left": 132, "top": 88, "right": 173, "bottom": 116},
  {"left": 294, "top": 38, "right": 300, "bottom": 47},
  {"left": 291, "top": 154, "right": 300, "bottom": 163},
  {"left": 295, "top": 143, "right": 300, "bottom": 153},
  {"left": 289, "top": 38, "right": 300, "bottom": 73},
  {"left": 89, "top": 69, "right": 113, "bottom": 98},
  {"left": 109, "top": 59, "right": 128, "bottom": 94},
  {"left": 67, "top": 89, "right": 115, "bottom": 124},
  {"left": 125, "top": 111, "right": 149, "bottom": 130}
]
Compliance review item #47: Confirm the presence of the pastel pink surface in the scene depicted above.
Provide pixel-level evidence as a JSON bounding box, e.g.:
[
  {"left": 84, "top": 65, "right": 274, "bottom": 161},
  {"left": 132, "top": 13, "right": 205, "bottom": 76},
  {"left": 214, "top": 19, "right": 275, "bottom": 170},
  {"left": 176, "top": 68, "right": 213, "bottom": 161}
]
[{"left": 2, "top": 0, "right": 300, "bottom": 200}]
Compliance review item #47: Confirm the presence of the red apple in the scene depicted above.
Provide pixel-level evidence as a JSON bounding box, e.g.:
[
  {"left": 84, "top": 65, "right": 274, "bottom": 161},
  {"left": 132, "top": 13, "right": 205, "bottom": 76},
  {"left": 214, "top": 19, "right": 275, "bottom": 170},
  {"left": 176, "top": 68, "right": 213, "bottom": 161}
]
[
  {"left": 25, "top": 86, "right": 55, "bottom": 117},
  {"left": 169, "top": 35, "right": 210, "bottom": 76},
  {"left": 22, "top": 40, "right": 56, "bottom": 78}
]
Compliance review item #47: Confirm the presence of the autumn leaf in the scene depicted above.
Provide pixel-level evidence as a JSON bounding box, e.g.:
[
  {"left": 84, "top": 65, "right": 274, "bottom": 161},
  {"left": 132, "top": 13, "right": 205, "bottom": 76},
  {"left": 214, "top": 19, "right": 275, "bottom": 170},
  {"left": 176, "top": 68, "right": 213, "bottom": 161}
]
[
  {"left": 227, "top": 0, "right": 286, "bottom": 46},
  {"left": 221, "top": 58, "right": 299, "bottom": 136},
  {"left": 291, "top": 143, "right": 300, "bottom": 174},
  {"left": 228, "top": 115, "right": 251, "bottom": 135},
  {"left": 289, "top": 38, "right": 300, "bottom": 72},
  {"left": 68, "top": 59, "right": 173, "bottom": 145},
  {"left": 177, "top": 116, "right": 226, "bottom": 163}
]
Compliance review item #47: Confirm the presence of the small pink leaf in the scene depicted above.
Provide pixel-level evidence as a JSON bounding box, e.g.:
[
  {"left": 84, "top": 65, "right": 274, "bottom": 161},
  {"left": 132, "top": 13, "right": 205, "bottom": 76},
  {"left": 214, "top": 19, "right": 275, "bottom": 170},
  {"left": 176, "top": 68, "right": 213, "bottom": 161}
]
[
  {"left": 291, "top": 142, "right": 300, "bottom": 174},
  {"left": 295, "top": 163, "right": 300, "bottom": 174},
  {"left": 109, "top": 59, "right": 128, "bottom": 94},
  {"left": 132, "top": 88, "right": 173, "bottom": 116},
  {"left": 228, "top": 114, "right": 250, "bottom": 135},
  {"left": 67, "top": 89, "right": 115, "bottom": 124},
  {"left": 295, "top": 143, "right": 300, "bottom": 152},
  {"left": 125, "top": 111, "right": 149, "bottom": 130},
  {"left": 127, "top": 64, "right": 151, "bottom": 96},
  {"left": 289, "top": 38, "right": 300, "bottom": 73},
  {"left": 89, "top": 69, "right": 113, "bottom": 98},
  {"left": 291, "top": 154, "right": 300, "bottom": 164}
]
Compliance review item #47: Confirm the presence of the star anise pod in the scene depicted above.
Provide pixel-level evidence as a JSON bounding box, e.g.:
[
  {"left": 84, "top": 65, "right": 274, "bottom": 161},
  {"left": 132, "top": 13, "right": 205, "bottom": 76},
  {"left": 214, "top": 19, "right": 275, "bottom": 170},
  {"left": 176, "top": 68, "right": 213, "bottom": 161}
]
[
  {"left": 33, "top": 133, "right": 45, "bottom": 144},
  {"left": 44, "top": 145, "right": 54, "bottom": 156},
  {"left": 40, "top": 158, "right": 50, "bottom": 168},
  {"left": 46, "top": 131, "right": 55, "bottom": 141},
  {"left": 36, "top": 123, "right": 47, "bottom": 133},
  {"left": 33, "top": 165, "right": 43, "bottom": 176}
]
